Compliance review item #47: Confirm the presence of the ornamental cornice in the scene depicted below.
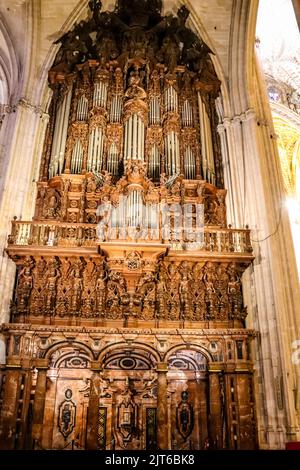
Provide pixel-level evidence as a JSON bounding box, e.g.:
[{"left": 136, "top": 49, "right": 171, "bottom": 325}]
[{"left": 1, "top": 323, "right": 257, "bottom": 338}]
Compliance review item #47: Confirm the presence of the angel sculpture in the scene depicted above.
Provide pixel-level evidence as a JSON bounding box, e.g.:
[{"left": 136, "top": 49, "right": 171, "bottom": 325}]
[
  {"left": 92, "top": 169, "right": 111, "bottom": 188},
  {"left": 164, "top": 172, "right": 181, "bottom": 189}
]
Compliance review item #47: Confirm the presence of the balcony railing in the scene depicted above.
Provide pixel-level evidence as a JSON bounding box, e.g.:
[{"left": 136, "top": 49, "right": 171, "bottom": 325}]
[{"left": 7, "top": 219, "right": 253, "bottom": 254}]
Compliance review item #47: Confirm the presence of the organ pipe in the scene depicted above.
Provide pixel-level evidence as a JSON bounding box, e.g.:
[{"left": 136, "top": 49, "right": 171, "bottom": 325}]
[
  {"left": 71, "top": 140, "right": 83, "bottom": 174},
  {"left": 49, "top": 86, "right": 73, "bottom": 178},
  {"left": 148, "top": 145, "right": 160, "bottom": 179},
  {"left": 149, "top": 97, "right": 160, "bottom": 125},
  {"left": 76, "top": 95, "right": 88, "bottom": 121},
  {"left": 107, "top": 143, "right": 119, "bottom": 175},
  {"left": 87, "top": 127, "right": 104, "bottom": 172},
  {"left": 93, "top": 81, "right": 108, "bottom": 108},
  {"left": 181, "top": 99, "right": 193, "bottom": 127},
  {"left": 184, "top": 146, "right": 196, "bottom": 179},
  {"left": 124, "top": 114, "right": 145, "bottom": 161},
  {"left": 109, "top": 95, "right": 122, "bottom": 123},
  {"left": 197, "top": 92, "right": 215, "bottom": 184},
  {"left": 164, "top": 86, "right": 178, "bottom": 112},
  {"left": 165, "top": 132, "right": 180, "bottom": 175}
]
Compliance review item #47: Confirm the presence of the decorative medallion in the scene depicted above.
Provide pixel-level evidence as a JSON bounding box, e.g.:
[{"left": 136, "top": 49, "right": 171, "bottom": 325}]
[
  {"left": 176, "top": 390, "right": 194, "bottom": 440},
  {"left": 58, "top": 389, "right": 76, "bottom": 439}
]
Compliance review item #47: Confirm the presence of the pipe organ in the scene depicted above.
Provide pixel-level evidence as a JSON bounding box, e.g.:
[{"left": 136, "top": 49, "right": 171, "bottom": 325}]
[
  {"left": 43, "top": 27, "right": 223, "bottom": 183},
  {"left": 1, "top": 1, "right": 257, "bottom": 452}
]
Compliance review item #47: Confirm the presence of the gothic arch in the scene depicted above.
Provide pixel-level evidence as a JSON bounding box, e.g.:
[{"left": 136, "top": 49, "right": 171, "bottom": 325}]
[
  {"left": 0, "top": 15, "right": 20, "bottom": 105},
  {"left": 38, "top": 0, "right": 91, "bottom": 112},
  {"left": 184, "top": 0, "right": 230, "bottom": 114},
  {"left": 228, "top": 0, "right": 259, "bottom": 116}
]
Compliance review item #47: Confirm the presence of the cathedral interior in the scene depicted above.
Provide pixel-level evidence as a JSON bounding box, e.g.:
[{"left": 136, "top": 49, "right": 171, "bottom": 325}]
[{"left": 0, "top": 0, "right": 299, "bottom": 451}]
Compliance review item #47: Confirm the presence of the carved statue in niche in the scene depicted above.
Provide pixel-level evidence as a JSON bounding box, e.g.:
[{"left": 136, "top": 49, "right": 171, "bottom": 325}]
[
  {"left": 106, "top": 271, "right": 127, "bottom": 319},
  {"left": 56, "top": 259, "right": 71, "bottom": 317},
  {"left": 148, "top": 67, "right": 160, "bottom": 94},
  {"left": 100, "top": 170, "right": 113, "bottom": 193},
  {"left": 179, "top": 271, "right": 190, "bottom": 319},
  {"left": 227, "top": 263, "right": 243, "bottom": 320},
  {"left": 82, "top": 290, "right": 94, "bottom": 318},
  {"left": 167, "top": 263, "right": 180, "bottom": 320},
  {"left": 216, "top": 190, "right": 227, "bottom": 228},
  {"left": 86, "top": 175, "right": 97, "bottom": 193},
  {"left": 80, "top": 258, "right": 97, "bottom": 317},
  {"left": 179, "top": 261, "right": 192, "bottom": 320},
  {"left": 136, "top": 272, "right": 156, "bottom": 319},
  {"left": 205, "top": 197, "right": 218, "bottom": 225},
  {"left": 45, "top": 258, "right": 60, "bottom": 315},
  {"left": 96, "top": 195, "right": 112, "bottom": 242},
  {"left": 216, "top": 264, "right": 229, "bottom": 320},
  {"left": 70, "top": 260, "right": 84, "bottom": 315},
  {"left": 124, "top": 67, "right": 147, "bottom": 101},
  {"left": 79, "top": 193, "right": 85, "bottom": 223},
  {"left": 203, "top": 262, "right": 217, "bottom": 320},
  {"left": 170, "top": 174, "right": 184, "bottom": 198},
  {"left": 30, "top": 258, "right": 47, "bottom": 316},
  {"left": 60, "top": 179, "right": 70, "bottom": 221},
  {"left": 157, "top": 35, "right": 180, "bottom": 73},
  {"left": 96, "top": 269, "right": 107, "bottom": 316},
  {"left": 196, "top": 182, "right": 206, "bottom": 204},
  {"left": 192, "top": 263, "right": 205, "bottom": 321},
  {"left": 16, "top": 257, "right": 34, "bottom": 313},
  {"left": 156, "top": 272, "right": 167, "bottom": 319},
  {"left": 43, "top": 189, "right": 60, "bottom": 219},
  {"left": 159, "top": 173, "right": 169, "bottom": 199},
  {"left": 34, "top": 185, "right": 46, "bottom": 219}
]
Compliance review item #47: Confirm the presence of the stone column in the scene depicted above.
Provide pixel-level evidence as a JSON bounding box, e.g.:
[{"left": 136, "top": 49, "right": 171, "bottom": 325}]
[
  {"left": 31, "top": 359, "right": 49, "bottom": 449},
  {"left": 208, "top": 364, "right": 223, "bottom": 449},
  {"left": 156, "top": 362, "right": 168, "bottom": 450},
  {"left": 86, "top": 362, "right": 101, "bottom": 450},
  {"left": 0, "top": 102, "right": 49, "bottom": 364},
  {"left": 0, "top": 357, "right": 22, "bottom": 449}
]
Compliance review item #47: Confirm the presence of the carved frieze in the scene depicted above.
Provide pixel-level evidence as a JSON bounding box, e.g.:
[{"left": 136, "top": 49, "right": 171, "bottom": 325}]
[{"left": 13, "top": 252, "right": 248, "bottom": 323}]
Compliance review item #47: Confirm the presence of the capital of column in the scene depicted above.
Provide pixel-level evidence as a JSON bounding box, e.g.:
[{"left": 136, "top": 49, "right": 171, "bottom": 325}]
[
  {"left": 222, "top": 109, "right": 257, "bottom": 128},
  {"left": 217, "top": 123, "right": 225, "bottom": 134},
  {"left": 90, "top": 361, "right": 102, "bottom": 372},
  {"left": 6, "top": 356, "right": 22, "bottom": 368},
  {"left": 18, "top": 98, "right": 49, "bottom": 120},
  {"left": 156, "top": 362, "right": 168, "bottom": 373},
  {"left": 34, "top": 358, "right": 49, "bottom": 370},
  {"left": 208, "top": 362, "right": 224, "bottom": 373}
]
